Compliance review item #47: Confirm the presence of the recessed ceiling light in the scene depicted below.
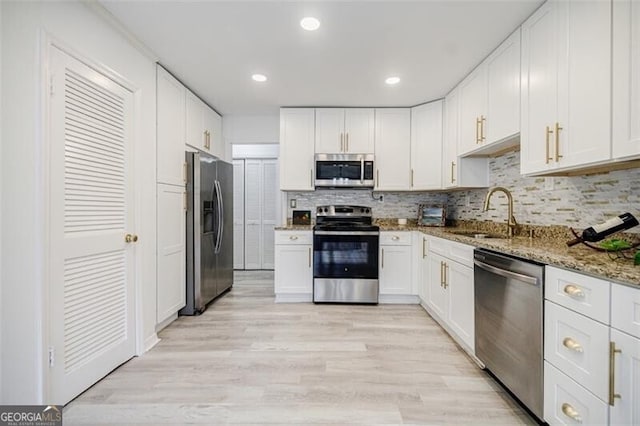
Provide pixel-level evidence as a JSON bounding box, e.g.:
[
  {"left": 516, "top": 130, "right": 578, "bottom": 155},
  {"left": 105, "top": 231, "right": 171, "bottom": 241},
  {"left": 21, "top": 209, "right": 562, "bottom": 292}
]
[
  {"left": 300, "top": 17, "right": 320, "bottom": 31},
  {"left": 385, "top": 76, "right": 401, "bottom": 85},
  {"left": 252, "top": 74, "right": 267, "bottom": 82}
]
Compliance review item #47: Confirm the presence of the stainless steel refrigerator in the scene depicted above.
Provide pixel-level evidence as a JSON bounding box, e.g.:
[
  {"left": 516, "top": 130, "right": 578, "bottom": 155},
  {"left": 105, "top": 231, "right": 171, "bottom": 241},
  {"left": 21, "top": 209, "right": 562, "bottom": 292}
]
[{"left": 181, "top": 151, "right": 233, "bottom": 315}]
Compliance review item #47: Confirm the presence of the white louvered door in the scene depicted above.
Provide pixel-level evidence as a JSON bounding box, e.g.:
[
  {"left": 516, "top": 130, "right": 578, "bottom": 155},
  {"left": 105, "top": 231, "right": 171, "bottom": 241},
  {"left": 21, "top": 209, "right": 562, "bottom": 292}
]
[
  {"left": 48, "top": 47, "right": 136, "bottom": 405},
  {"left": 233, "top": 160, "right": 245, "bottom": 269},
  {"left": 261, "top": 160, "right": 277, "bottom": 269}
]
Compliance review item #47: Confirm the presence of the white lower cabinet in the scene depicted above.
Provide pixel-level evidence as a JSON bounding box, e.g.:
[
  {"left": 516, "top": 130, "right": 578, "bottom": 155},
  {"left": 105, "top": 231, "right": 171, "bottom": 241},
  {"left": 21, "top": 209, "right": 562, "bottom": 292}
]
[
  {"left": 379, "top": 232, "right": 412, "bottom": 296},
  {"left": 610, "top": 329, "right": 640, "bottom": 425},
  {"left": 544, "top": 361, "right": 609, "bottom": 426},
  {"left": 274, "top": 231, "right": 312, "bottom": 302},
  {"left": 156, "top": 183, "right": 186, "bottom": 324},
  {"left": 447, "top": 260, "right": 474, "bottom": 349}
]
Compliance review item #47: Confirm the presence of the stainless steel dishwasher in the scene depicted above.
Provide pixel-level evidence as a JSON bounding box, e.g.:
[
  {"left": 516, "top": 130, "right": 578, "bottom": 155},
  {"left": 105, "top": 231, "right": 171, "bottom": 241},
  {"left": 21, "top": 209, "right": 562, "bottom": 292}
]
[{"left": 474, "top": 248, "right": 545, "bottom": 421}]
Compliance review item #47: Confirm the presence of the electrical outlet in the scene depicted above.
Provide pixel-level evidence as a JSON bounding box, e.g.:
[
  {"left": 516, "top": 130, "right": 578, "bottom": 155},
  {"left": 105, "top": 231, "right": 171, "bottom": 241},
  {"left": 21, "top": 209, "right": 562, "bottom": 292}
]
[{"left": 290, "top": 199, "right": 297, "bottom": 208}]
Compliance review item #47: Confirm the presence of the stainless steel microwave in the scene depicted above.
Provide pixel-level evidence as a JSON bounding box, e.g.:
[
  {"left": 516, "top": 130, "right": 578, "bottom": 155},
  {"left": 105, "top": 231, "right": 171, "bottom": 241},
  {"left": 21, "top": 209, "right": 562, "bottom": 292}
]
[{"left": 314, "top": 154, "right": 375, "bottom": 188}]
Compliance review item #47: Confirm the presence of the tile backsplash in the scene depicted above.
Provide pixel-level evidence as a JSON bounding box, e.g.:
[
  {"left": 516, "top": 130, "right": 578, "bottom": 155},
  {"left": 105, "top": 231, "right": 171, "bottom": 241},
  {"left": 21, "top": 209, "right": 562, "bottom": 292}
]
[
  {"left": 286, "top": 151, "right": 640, "bottom": 234},
  {"left": 448, "top": 151, "right": 640, "bottom": 234}
]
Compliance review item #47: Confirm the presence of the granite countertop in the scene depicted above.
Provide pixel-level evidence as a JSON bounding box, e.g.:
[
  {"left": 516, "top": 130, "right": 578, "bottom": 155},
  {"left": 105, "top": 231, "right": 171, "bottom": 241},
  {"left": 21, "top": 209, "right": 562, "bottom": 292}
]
[{"left": 275, "top": 219, "right": 640, "bottom": 287}]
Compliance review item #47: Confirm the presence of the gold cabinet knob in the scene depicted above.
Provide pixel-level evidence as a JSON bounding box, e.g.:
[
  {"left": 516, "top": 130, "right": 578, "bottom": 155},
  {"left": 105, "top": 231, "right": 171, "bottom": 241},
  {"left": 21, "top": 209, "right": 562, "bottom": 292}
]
[{"left": 133, "top": 235, "right": 139, "bottom": 242}]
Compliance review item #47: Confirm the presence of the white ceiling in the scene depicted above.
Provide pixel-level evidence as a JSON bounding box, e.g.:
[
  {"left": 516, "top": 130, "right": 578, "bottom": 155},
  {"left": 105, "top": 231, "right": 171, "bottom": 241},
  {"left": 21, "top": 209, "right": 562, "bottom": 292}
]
[{"left": 100, "top": 0, "right": 544, "bottom": 115}]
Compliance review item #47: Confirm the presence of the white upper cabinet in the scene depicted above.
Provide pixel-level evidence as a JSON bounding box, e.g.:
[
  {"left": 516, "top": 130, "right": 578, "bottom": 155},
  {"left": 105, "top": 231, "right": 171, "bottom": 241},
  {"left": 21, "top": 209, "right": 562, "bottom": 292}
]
[
  {"left": 411, "top": 101, "right": 443, "bottom": 190},
  {"left": 442, "top": 89, "right": 489, "bottom": 189},
  {"left": 458, "top": 66, "right": 488, "bottom": 155},
  {"left": 458, "top": 29, "right": 521, "bottom": 156},
  {"left": 185, "top": 90, "right": 207, "bottom": 152},
  {"left": 156, "top": 66, "right": 186, "bottom": 187},
  {"left": 204, "top": 107, "right": 223, "bottom": 159},
  {"left": 280, "top": 108, "right": 315, "bottom": 191},
  {"left": 612, "top": 0, "right": 640, "bottom": 161},
  {"left": 521, "top": 0, "right": 612, "bottom": 175},
  {"left": 315, "top": 108, "right": 374, "bottom": 154},
  {"left": 374, "top": 108, "right": 411, "bottom": 191}
]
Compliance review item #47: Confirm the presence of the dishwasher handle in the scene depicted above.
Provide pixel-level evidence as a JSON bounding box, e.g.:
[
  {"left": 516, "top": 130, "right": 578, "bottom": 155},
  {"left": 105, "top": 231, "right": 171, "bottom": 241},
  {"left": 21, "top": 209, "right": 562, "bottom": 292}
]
[{"left": 474, "top": 259, "right": 539, "bottom": 286}]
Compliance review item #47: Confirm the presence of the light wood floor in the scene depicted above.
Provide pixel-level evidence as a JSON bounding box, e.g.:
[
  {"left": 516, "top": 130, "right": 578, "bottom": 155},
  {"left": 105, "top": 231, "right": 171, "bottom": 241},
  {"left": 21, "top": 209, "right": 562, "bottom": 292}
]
[{"left": 64, "top": 271, "right": 536, "bottom": 425}]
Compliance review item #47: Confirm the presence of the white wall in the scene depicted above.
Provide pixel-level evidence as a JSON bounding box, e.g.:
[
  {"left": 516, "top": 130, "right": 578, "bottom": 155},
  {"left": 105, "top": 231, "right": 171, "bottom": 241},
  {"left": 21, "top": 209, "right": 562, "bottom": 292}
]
[
  {"left": 1, "top": 1, "right": 157, "bottom": 404},
  {"left": 0, "top": 0, "right": 4, "bottom": 397},
  {"left": 223, "top": 114, "right": 279, "bottom": 145}
]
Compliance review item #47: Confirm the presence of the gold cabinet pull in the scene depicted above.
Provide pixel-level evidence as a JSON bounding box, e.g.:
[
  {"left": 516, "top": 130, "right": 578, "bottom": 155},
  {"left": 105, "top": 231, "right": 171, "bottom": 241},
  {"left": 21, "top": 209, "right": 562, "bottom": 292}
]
[
  {"left": 609, "top": 342, "right": 622, "bottom": 406},
  {"left": 440, "top": 261, "right": 444, "bottom": 287},
  {"left": 561, "top": 403, "right": 582, "bottom": 422},
  {"left": 475, "top": 117, "right": 481, "bottom": 144},
  {"left": 555, "top": 122, "right": 563, "bottom": 162},
  {"left": 381, "top": 248, "right": 385, "bottom": 269},
  {"left": 450, "top": 161, "right": 456, "bottom": 184},
  {"left": 346, "top": 132, "right": 349, "bottom": 152},
  {"left": 183, "top": 162, "right": 187, "bottom": 184},
  {"left": 562, "top": 337, "right": 584, "bottom": 353},
  {"left": 340, "top": 133, "right": 344, "bottom": 152},
  {"left": 391, "top": 235, "right": 400, "bottom": 241},
  {"left": 308, "top": 247, "right": 311, "bottom": 268},
  {"left": 183, "top": 192, "right": 187, "bottom": 211},
  {"left": 422, "top": 237, "right": 427, "bottom": 258},
  {"left": 376, "top": 170, "right": 379, "bottom": 188},
  {"left": 563, "top": 284, "right": 585, "bottom": 298},
  {"left": 411, "top": 169, "right": 414, "bottom": 187},
  {"left": 480, "top": 115, "right": 486, "bottom": 142},
  {"left": 310, "top": 169, "right": 314, "bottom": 188},
  {"left": 443, "top": 262, "right": 449, "bottom": 289},
  {"left": 545, "top": 126, "right": 554, "bottom": 164}
]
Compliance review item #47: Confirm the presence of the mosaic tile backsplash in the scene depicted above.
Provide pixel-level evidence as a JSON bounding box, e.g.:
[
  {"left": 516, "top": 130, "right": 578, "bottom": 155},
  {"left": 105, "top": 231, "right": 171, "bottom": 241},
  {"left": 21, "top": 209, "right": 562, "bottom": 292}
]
[
  {"left": 286, "top": 151, "right": 640, "bottom": 234},
  {"left": 448, "top": 151, "right": 640, "bottom": 234}
]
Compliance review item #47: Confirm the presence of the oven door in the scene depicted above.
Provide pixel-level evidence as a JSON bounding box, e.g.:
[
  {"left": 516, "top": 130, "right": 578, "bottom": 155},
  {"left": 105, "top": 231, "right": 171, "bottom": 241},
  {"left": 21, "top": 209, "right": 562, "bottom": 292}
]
[{"left": 313, "top": 230, "right": 379, "bottom": 303}]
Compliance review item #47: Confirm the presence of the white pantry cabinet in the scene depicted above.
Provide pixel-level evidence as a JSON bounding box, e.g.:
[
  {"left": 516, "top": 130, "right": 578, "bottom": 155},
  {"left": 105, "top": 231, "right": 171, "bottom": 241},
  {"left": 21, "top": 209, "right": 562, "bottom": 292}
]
[
  {"left": 274, "top": 230, "right": 313, "bottom": 302},
  {"left": 458, "top": 29, "right": 520, "bottom": 156},
  {"left": 374, "top": 109, "right": 411, "bottom": 191},
  {"left": 442, "top": 89, "right": 489, "bottom": 190},
  {"left": 185, "top": 90, "right": 223, "bottom": 158},
  {"left": 156, "top": 66, "right": 186, "bottom": 187},
  {"left": 410, "top": 101, "right": 443, "bottom": 190},
  {"left": 315, "top": 108, "right": 374, "bottom": 154},
  {"left": 279, "top": 108, "right": 315, "bottom": 191},
  {"left": 156, "top": 183, "right": 186, "bottom": 323},
  {"left": 379, "top": 232, "right": 412, "bottom": 296},
  {"left": 612, "top": 0, "right": 640, "bottom": 161},
  {"left": 520, "top": 0, "right": 611, "bottom": 175},
  {"left": 204, "top": 106, "right": 223, "bottom": 160}
]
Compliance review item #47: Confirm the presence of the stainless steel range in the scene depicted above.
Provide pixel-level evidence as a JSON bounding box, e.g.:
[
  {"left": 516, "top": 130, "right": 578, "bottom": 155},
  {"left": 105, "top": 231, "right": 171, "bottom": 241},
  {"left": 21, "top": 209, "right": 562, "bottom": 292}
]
[{"left": 313, "top": 205, "right": 379, "bottom": 304}]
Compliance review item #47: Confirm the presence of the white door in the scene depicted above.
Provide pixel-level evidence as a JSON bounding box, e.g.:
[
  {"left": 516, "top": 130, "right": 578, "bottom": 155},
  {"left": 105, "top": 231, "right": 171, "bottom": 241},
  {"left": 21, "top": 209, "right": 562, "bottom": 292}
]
[
  {"left": 447, "top": 261, "right": 474, "bottom": 350},
  {"left": 48, "top": 47, "right": 136, "bottom": 405},
  {"left": 261, "top": 160, "right": 277, "bottom": 269},
  {"left": 233, "top": 160, "right": 245, "bottom": 269},
  {"left": 379, "top": 245, "right": 412, "bottom": 295},
  {"left": 244, "top": 160, "right": 262, "bottom": 269}
]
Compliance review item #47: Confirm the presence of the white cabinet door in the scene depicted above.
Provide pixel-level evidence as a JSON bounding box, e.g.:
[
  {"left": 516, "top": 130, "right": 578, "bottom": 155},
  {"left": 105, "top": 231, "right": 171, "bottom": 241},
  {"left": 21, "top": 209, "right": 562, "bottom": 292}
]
[
  {"left": 280, "top": 108, "right": 315, "bottom": 191},
  {"left": 458, "top": 67, "right": 488, "bottom": 155},
  {"left": 156, "top": 66, "right": 186, "bottom": 186},
  {"left": 204, "top": 107, "right": 223, "bottom": 160},
  {"left": 447, "top": 261, "right": 474, "bottom": 350},
  {"left": 185, "top": 90, "right": 206, "bottom": 152},
  {"left": 520, "top": 0, "right": 559, "bottom": 175},
  {"left": 344, "top": 108, "right": 375, "bottom": 153},
  {"left": 612, "top": 0, "right": 640, "bottom": 160},
  {"left": 555, "top": 0, "right": 611, "bottom": 169},
  {"left": 544, "top": 301, "right": 610, "bottom": 402},
  {"left": 274, "top": 244, "right": 312, "bottom": 295},
  {"left": 379, "top": 244, "right": 412, "bottom": 295},
  {"left": 611, "top": 283, "right": 640, "bottom": 340},
  {"left": 485, "top": 28, "right": 521, "bottom": 144},
  {"left": 427, "top": 252, "right": 448, "bottom": 320},
  {"left": 442, "top": 89, "right": 460, "bottom": 189},
  {"left": 610, "top": 329, "right": 640, "bottom": 426},
  {"left": 315, "top": 108, "right": 345, "bottom": 154},
  {"left": 156, "top": 183, "right": 186, "bottom": 323},
  {"left": 374, "top": 108, "right": 411, "bottom": 191},
  {"left": 411, "top": 101, "right": 443, "bottom": 190}
]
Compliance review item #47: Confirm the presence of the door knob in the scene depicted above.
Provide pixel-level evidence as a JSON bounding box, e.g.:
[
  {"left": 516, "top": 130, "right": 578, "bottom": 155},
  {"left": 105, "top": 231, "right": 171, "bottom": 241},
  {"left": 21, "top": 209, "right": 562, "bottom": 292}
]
[{"left": 125, "top": 234, "right": 139, "bottom": 243}]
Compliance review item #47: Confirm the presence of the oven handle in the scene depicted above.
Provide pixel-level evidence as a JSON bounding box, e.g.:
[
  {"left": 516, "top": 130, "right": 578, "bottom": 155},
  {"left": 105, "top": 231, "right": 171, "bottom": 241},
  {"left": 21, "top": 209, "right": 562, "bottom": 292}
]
[
  {"left": 314, "top": 231, "right": 380, "bottom": 236},
  {"left": 473, "top": 259, "right": 539, "bottom": 286}
]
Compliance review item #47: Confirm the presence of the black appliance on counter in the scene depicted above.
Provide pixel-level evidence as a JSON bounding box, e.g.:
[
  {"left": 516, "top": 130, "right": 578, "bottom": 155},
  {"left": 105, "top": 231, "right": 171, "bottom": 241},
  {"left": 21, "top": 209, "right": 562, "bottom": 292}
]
[{"left": 313, "top": 205, "right": 379, "bottom": 303}]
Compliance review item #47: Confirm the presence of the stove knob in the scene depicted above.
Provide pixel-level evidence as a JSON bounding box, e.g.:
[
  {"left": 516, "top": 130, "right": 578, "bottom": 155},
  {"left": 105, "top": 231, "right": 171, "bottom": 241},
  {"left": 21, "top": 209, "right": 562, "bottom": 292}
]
[
  {"left": 361, "top": 208, "right": 365, "bottom": 213},
  {"left": 366, "top": 208, "right": 371, "bottom": 214}
]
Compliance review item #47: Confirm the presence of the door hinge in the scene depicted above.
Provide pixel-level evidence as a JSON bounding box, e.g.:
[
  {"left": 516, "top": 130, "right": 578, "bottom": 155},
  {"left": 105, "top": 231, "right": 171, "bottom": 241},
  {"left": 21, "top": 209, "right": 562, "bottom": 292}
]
[{"left": 48, "top": 347, "right": 55, "bottom": 367}]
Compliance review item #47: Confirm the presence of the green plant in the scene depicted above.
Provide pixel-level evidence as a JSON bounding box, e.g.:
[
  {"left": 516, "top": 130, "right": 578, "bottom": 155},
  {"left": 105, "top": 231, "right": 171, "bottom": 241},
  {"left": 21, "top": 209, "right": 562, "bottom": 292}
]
[
  {"left": 635, "top": 250, "right": 640, "bottom": 266},
  {"left": 599, "top": 239, "right": 632, "bottom": 251}
]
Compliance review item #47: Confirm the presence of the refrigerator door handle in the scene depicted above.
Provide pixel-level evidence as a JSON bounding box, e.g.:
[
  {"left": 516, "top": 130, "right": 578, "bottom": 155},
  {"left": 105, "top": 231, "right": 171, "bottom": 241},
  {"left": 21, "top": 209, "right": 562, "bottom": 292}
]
[{"left": 215, "top": 180, "right": 224, "bottom": 254}]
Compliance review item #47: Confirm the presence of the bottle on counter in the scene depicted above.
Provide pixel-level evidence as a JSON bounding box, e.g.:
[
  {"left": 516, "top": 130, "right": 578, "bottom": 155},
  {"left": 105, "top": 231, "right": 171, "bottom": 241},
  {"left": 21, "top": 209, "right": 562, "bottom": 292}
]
[{"left": 566, "top": 212, "right": 639, "bottom": 247}]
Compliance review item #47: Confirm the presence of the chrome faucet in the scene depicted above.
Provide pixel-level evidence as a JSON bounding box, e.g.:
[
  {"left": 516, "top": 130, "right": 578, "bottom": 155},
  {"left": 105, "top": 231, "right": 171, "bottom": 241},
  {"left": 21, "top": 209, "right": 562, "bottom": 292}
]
[{"left": 483, "top": 187, "right": 518, "bottom": 238}]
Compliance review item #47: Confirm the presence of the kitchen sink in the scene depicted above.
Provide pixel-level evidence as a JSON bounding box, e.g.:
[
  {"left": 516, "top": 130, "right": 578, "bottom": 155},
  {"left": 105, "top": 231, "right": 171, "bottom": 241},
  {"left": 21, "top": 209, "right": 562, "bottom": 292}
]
[{"left": 446, "top": 230, "right": 508, "bottom": 239}]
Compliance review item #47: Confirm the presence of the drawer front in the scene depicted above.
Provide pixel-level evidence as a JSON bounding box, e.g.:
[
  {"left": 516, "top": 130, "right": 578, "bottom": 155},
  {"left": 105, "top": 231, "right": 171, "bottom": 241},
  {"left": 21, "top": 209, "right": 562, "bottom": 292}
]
[
  {"left": 611, "top": 283, "right": 640, "bottom": 339},
  {"left": 545, "top": 266, "right": 610, "bottom": 324},
  {"left": 446, "top": 240, "right": 474, "bottom": 267},
  {"left": 427, "top": 235, "right": 449, "bottom": 256},
  {"left": 380, "top": 231, "right": 411, "bottom": 246},
  {"left": 275, "top": 230, "right": 313, "bottom": 245},
  {"left": 544, "top": 301, "right": 610, "bottom": 401},
  {"left": 544, "top": 361, "right": 609, "bottom": 426}
]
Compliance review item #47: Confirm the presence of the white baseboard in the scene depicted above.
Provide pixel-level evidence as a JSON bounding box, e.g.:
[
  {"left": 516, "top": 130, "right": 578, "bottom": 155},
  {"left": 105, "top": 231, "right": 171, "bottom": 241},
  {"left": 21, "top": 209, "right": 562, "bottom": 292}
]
[
  {"left": 143, "top": 333, "right": 160, "bottom": 353},
  {"left": 275, "top": 293, "right": 313, "bottom": 303},
  {"left": 378, "top": 294, "right": 420, "bottom": 304},
  {"left": 155, "top": 312, "right": 178, "bottom": 333}
]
